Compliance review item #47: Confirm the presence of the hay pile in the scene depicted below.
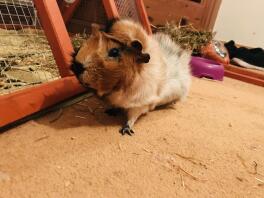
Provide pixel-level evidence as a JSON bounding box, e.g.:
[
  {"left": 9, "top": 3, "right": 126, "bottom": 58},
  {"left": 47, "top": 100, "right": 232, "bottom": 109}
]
[
  {"left": 157, "top": 22, "right": 215, "bottom": 54},
  {"left": 0, "top": 28, "right": 59, "bottom": 94}
]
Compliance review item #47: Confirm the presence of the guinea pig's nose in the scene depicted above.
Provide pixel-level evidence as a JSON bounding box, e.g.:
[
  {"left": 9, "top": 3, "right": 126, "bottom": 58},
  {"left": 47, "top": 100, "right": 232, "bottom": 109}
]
[
  {"left": 71, "top": 60, "right": 85, "bottom": 77},
  {"left": 136, "top": 53, "right": 150, "bottom": 64}
]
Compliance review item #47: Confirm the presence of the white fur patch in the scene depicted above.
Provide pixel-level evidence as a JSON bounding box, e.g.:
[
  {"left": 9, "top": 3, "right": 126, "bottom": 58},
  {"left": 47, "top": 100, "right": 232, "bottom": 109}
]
[{"left": 108, "top": 31, "right": 191, "bottom": 110}]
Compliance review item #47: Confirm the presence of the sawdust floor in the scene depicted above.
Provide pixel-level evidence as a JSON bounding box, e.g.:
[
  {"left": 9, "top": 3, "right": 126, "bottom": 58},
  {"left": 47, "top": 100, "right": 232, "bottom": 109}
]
[{"left": 0, "top": 77, "right": 264, "bottom": 198}]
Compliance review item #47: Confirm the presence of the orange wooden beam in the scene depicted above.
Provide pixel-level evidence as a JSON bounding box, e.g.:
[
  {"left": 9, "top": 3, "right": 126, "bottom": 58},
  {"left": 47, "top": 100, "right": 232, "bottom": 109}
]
[
  {"left": 102, "top": 0, "right": 120, "bottom": 19},
  {"left": 225, "top": 64, "right": 264, "bottom": 81},
  {"left": 224, "top": 69, "right": 264, "bottom": 87},
  {"left": 33, "top": 0, "right": 74, "bottom": 77},
  {"left": 135, "top": 0, "right": 152, "bottom": 34},
  {"left": 0, "top": 77, "right": 86, "bottom": 128}
]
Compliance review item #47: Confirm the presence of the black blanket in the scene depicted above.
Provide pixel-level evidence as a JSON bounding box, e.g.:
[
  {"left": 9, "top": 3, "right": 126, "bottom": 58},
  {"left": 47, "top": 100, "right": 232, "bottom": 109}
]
[{"left": 224, "top": 40, "right": 264, "bottom": 68}]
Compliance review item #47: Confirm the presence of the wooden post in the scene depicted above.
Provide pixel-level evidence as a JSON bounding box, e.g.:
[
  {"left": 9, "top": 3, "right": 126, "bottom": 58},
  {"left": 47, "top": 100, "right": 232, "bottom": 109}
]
[
  {"left": 33, "top": 0, "right": 74, "bottom": 77},
  {"left": 135, "top": 0, "right": 152, "bottom": 34},
  {"left": 102, "top": 0, "right": 120, "bottom": 19}
]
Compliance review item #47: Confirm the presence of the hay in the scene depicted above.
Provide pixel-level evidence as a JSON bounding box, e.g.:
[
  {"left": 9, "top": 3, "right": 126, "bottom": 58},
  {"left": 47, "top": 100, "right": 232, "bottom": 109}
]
[
  {"left": 0, "top": 28, "right": 59, "bottom": 94},
  {"left": 156, "top": 22, "right": 215, "bottom": 54},
  {"left": 71, "top": 33, "right": 88, "bottom": 51}
]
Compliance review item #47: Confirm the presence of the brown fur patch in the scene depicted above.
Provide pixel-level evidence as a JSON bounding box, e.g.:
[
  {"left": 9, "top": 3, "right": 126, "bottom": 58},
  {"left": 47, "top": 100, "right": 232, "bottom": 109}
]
[
  {"left": 108, "top": 20, "right": 148, "bottom": 51},
  {"left": 74, "top": 20, "right": 149, "bottom": 96}
]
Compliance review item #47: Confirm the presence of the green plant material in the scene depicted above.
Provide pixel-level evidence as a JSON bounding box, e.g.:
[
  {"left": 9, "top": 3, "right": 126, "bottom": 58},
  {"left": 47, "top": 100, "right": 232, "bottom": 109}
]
[
  {"left": 157, "top": 22, "right": 215, "bottom": 53},
  {"left": 71, "top": 33, "right": 88, "bottom": 51}
]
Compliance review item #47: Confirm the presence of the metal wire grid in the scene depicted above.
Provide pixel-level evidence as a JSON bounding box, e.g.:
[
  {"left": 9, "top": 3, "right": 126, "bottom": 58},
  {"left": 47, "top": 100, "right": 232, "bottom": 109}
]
[
  {"left": 114, "top": 0, "right": 140, "bottom": 22},
  {"left": 0, "top": 0, "right": 59, "bottom": 95}
]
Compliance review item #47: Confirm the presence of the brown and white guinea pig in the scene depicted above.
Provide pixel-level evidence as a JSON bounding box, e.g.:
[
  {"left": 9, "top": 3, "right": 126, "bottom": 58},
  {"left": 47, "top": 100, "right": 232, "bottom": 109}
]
[{"left": 71, "top": 19, "right": 191, "bottom": 135}]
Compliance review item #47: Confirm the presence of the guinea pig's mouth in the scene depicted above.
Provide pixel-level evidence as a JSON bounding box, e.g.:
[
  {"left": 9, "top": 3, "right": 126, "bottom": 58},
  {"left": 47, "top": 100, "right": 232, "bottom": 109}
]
[
  {"left": 81, "top": 83, "right": 111, "bottom": 99},
  {"left": 82, "top": 83, "right": 97, "bottom": 94},
  {"left": 74, "top": 74, "right": 97, "bottom": 94},
  {"left": 74, "top": 74, "right": 98, "bottom": 94},
  {"left": 70, "top": 56, "right": 97, "bottom": 94},
  {"left": 70, "top": 58, "right": 85, "bottom": 78}
]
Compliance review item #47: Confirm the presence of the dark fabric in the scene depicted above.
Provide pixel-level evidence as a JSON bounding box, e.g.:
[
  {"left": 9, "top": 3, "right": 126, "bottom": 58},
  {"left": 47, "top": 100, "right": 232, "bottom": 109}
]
[{"left": 224, "top": 40, "right": 264, "bottom": 68}]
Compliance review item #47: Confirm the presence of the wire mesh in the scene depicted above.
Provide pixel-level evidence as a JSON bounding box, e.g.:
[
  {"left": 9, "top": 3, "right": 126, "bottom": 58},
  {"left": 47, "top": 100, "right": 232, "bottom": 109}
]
[
  {"left": 114, "top": 0, "right": 140, "bottom": 22},
  {"left": 0, "top": 0, "right": 59, "bottom": 95}
]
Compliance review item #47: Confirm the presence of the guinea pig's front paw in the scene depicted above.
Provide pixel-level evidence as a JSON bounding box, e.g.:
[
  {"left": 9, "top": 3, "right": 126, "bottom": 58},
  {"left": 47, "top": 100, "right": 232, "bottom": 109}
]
[{"left": 119, "top": 124, "right": 134, "bottom": 136}]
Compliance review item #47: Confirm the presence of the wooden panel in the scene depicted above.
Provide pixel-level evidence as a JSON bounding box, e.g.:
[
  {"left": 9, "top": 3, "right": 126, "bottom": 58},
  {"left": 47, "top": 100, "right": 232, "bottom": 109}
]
[
  {"left": 34, "top": 0, "right": 74, "bottom": 77},
  {"left": 201, "top": 0, "right": 222, "bottom": 30},
  {"left": 67, "top": 0, "right": 108, "bottom": 33},
  {"left": 144, "top": 0, "right": 204, "bottom": 27},
  {"left": 58, "top": 0, "right": 81, "bottom": 24},
  {"left": 224, "top": 64, "right": 264, "bottom": 87},
  {"left": 143, "top": 0, "right": 221, "bottom": 30},
  {"left": 0, "top": 76, "right": 86, "bottom": 128}
]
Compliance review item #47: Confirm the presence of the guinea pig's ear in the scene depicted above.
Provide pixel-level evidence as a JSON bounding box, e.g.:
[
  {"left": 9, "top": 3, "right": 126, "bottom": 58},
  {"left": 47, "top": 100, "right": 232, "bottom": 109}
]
[
  {"left": 102, "top": 32, "right": 125, "bottom": 46},
  {"left": 131, "top": 40, "right": 143, "bottom": 52},
  {"left": 91, "top": 23, "right": 101, "bottom": 37}
]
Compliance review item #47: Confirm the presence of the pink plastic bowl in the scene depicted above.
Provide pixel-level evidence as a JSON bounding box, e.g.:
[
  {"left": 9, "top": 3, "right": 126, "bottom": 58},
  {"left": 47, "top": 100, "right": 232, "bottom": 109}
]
[{"left": 190, "top": 56, "right": 224, "bottom": 81}]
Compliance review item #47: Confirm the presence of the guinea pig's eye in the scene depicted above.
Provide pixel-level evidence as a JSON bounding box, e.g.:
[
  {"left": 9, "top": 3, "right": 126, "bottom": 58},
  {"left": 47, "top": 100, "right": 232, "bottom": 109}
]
[{"left": 108, "top": 48, "right": 120, "bottom": 58}]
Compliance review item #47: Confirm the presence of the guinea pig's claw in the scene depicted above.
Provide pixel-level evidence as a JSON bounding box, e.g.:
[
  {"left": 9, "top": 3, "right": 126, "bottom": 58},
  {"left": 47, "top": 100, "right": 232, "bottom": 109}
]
[{"left": 119, "top": 125, "right": 134, "bottom": 136}]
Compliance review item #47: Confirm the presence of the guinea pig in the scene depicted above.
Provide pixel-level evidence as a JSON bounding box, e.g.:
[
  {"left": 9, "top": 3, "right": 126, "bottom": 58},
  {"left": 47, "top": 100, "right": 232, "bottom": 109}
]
[{"left": 71, "top": 19, "right": 191, "bottom": 136}]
